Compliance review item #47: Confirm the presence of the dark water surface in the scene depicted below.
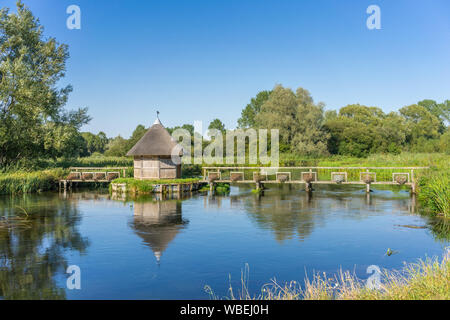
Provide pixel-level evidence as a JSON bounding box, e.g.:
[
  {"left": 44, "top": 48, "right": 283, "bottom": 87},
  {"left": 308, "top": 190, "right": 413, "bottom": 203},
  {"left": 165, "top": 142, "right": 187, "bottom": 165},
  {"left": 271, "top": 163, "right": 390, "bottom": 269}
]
[{"left": 0, "top": 185, "right": 448, "bottom": 299}]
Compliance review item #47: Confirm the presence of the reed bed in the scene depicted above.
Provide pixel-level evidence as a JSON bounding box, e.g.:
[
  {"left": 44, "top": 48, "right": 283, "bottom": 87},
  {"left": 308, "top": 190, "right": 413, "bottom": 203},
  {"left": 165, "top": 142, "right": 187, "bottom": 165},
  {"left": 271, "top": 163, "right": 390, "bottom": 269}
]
[
  {"left": 418, "top": 170, "right": 450, "bottom": 217},
  {"left": 0, "top": 169, "right": 67, "bottom": 195}
]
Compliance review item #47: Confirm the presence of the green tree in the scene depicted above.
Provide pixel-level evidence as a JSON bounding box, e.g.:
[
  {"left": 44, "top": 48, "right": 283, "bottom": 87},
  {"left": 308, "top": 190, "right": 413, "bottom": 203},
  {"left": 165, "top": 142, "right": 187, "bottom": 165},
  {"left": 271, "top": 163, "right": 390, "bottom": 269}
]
[
  {"left": 440, "top": 128, "right": 450, "bottom": 154},
  {"left": 255, "top": 85, "right": 329, "bottom": 156},
  {"left": 125, "top": 124, "right": 147, "bottom": 152},
  {"left": 291, "top": 88, "right": 329, "bottom": 156},
  {"left": 418, "top": 99, "right": 449, "bottom": 129},
  {"left": 0, "top": 2, "right": 90, "bottom": 166},
  {"left": 399, "top": 104, "right": 442, "bottom": 149},
  {"left": 80, "top": 131, "right": 109, "bottom": 156},
  {"left": 237, "top": 90, "right": 271, "bottom": 128},
  {"left": 324, "top": 104, "right": 407, "bottom": 157},
  {"left": 104, "top": 135, "right": 128, "bottom": 156},
  {"left": 208, "top": 119, "right": 226, "bottom": 135}
]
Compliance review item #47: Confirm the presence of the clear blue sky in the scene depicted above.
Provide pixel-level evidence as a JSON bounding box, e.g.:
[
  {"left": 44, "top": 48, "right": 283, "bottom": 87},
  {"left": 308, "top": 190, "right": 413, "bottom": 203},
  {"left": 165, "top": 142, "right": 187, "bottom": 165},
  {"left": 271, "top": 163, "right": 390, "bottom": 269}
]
[{"left": 3, "top": 0, "right": 450, "bottom": 137}]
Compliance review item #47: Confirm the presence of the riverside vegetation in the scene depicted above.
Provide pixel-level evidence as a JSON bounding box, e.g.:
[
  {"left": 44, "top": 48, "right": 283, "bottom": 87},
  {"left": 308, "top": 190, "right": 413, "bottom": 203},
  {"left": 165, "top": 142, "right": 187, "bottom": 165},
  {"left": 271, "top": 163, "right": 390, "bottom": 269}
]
[
  {"left": 205, "top": 249, "right": 450, "bottom": 300},
  {"left": 0, "top": 153, "right": 448, "bottom": 218},
  {"left": 0, "top": 3, "right": 448, "bottom": 211}
]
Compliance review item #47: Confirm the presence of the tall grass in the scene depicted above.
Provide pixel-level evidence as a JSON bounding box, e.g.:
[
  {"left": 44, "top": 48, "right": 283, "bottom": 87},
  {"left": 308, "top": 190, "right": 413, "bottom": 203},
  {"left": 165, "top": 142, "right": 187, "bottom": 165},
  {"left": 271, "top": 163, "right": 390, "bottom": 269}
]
[
  {"left": 205, "top": 249, "right": 450, "bottom": 300},
  {"left": 280, "top": 152, "right": 448, "bottom": 168},
  {"left": 0, "top": 169, "right": 67, "bottom": 195},
  {"left": 418, "top": 171, "right": 450, "bottom": 217}
]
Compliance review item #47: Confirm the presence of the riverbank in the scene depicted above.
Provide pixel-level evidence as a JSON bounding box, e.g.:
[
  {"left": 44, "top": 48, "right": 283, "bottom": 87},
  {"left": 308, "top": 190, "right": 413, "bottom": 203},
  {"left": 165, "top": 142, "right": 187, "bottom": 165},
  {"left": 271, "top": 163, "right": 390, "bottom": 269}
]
[
  {"left": 0, "top": 169, "right": 67, "bottom": 195},
  {"left": 0, "top": 153, "right": 448, "bottom": 217},
  {"left": 418, "top": 170, "right": 450, "bottom": 218},
  {"left": 206, "top": 249, "right": 450, "bottom": 300}
]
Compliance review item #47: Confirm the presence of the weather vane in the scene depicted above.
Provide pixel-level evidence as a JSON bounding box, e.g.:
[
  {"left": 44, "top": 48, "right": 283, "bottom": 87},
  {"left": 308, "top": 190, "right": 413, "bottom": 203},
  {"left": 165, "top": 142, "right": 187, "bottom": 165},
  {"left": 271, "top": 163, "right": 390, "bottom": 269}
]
[{"left": 156, "top": 110, "right": 160, "bottom": 120}]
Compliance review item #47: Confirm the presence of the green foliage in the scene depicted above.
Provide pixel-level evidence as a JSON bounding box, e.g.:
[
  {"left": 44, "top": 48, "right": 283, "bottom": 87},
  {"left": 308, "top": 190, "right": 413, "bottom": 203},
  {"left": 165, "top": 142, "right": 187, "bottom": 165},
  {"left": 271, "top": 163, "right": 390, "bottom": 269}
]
[
  {"left": 214, "top": 183, "right": 230, "bottom": 194},
  {"left": 207, "top": 249, "right": 450, "bottom": 300},
  {"left": 325, "top": 105, "right": 408, "bottom": 157},
  {"left": 237, "top": 90, "right": 271, "bottom": 128},
  {"left": 104, "top": 136, "right": 128, "bottom": 156},
  {"left": 0, "top": 169, "right": 66, "bottom": 194},
  {"left": 400, "top": 104, "right": 442, "bottom": 147},
  {"left": 208, "top": 119, "right": 226, "bottom": 134},
  {"left": 418, "top": 170, "right": 450, "bottom": 217},
  {"left": 112, "top": 177, "right": 200, "bottom": 193},
  {"left": 417, "top": 99, "right": 449, "bottom": 129},
  {"left": 255, "top": 85, "right": 329, "bottom": 156},
  {"left": 181, "top": 164, "right": 202, "bottom": 178},
  {"left": 0, "top": 2, "right": 90, "bottom": 166},
  {"left": 80, "top": 131, "right": 108, "bottom": 156},
  {"left": 125, "top": 124, "right": 147, "bottom": 152},
  {"left": 440, "top": 129, "right": 450, "bottom": 154}
]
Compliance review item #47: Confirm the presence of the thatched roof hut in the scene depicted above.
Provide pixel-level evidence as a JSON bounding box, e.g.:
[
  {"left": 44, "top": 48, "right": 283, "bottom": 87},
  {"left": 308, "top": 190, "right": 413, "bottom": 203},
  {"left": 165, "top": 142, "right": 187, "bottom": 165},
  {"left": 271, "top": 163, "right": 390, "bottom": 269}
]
[{"left": 127, "top": 118, "right": 182, "bottom": 180}]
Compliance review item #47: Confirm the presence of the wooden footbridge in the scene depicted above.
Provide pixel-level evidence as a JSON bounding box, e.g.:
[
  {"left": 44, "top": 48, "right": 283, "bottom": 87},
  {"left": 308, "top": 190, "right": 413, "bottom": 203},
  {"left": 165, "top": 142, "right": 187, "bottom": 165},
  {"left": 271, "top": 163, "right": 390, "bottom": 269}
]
[
  {"left": 59, "top": 165, "right": 429, "bottom": 194},
  {"left": 201, "top": 166, "right": 430, "bottom": 193},
  {"left": 59, "top": 167, "right": 128, "bottom": 190}
]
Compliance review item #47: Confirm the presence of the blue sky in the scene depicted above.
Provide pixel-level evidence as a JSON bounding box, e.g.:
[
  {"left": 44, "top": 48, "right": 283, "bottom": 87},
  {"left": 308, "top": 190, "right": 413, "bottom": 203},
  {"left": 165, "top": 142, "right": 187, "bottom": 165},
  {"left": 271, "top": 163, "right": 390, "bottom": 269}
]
[{"left": 3, "top": 0, "right": 450, "bottom": 137}]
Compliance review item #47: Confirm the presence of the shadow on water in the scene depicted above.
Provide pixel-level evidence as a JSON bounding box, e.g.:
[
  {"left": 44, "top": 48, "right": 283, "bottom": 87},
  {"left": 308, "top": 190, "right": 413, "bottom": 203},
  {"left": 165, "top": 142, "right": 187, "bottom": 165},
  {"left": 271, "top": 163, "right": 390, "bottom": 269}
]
[{"left": 0, "top": 193, "right": 89, "bottom": 300}]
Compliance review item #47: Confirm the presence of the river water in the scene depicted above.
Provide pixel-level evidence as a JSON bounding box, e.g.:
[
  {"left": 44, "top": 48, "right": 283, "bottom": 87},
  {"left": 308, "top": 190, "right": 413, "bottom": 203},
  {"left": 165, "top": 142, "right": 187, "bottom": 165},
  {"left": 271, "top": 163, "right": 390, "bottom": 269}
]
[{"left": 0, "top": 185, "right": 448, "bottom": 299}]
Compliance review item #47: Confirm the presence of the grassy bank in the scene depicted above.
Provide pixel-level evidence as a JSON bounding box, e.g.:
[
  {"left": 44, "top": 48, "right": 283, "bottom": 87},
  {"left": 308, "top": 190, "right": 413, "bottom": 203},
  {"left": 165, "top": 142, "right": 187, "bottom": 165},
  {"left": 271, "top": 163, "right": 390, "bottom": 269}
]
[
  {"left": 111, "top": 177, "right": 201, "bottom": 193},
  {"left": 206, "top": 249, "right": 450, "bottom": 300},
  {"left": 0, "top": 169, "right": 67, "bottom": 195}
]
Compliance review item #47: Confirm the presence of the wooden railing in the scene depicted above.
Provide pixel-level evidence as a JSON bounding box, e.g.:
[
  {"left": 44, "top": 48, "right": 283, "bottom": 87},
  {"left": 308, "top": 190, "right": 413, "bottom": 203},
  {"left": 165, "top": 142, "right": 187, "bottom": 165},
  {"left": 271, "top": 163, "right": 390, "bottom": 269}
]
[
  {"left": 69, "top": 167, "right": 128, "bottom": 178},
  {"left": 202, "top": 166, "right": 430, "bottom": 192}
]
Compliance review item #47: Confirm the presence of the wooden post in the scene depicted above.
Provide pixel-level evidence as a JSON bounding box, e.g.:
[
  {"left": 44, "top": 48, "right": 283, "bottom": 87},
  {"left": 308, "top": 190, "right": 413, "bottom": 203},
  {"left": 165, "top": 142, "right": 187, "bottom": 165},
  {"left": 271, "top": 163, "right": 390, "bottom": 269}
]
[
  {"left": 305, "top": 182, "right": 312, "bottom": 192},
  {"left": 210, "top": 183, "right": 214, "bottom": 192},
  {"left": 410, "top": 169, "right": 416, "bottom": 194},
  {"left": 366, "top": 183, "right": 371, "bottom": 193}
]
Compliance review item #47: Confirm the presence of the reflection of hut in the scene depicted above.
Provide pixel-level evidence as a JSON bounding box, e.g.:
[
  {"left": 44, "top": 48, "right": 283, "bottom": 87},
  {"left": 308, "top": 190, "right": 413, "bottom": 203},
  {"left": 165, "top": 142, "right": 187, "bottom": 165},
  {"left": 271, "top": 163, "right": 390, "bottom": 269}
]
[
  {"left": 131, "top": 200, "right": 187, "bottom": 263},
  {"left": 126, "top": 117, "right": 182, "bottom": 180}
]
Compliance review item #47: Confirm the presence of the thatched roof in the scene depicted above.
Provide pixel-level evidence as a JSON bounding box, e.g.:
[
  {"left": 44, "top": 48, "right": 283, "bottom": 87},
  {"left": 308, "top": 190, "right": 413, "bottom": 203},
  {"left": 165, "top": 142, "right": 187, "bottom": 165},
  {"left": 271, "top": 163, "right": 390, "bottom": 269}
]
[{"left": 126, "top": 118, "right": 182, "bottom": 157}]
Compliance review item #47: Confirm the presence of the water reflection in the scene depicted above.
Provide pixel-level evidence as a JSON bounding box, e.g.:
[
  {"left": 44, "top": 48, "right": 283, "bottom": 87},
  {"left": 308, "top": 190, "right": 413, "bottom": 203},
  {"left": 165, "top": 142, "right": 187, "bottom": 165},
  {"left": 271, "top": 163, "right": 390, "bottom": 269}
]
[
  {"left": 0, "top": 194, "right": 89, "bottom": 299},
  {"left": 0, "top": 187, "right": 447, "bottom": 300},
  {"left": 202, "top": 185, "right": 427, "bottom": 243},
  {"left": 125, "top": 194, "right": 189, "bottom": 264}
]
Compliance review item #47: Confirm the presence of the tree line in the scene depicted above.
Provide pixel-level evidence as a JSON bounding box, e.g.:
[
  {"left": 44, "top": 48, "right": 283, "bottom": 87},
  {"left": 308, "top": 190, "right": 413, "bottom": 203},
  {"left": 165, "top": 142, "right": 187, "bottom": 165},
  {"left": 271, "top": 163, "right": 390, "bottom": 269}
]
[
  {"left": 101, "top": 84, "right": 449, "bottom": 159},
  {"left": 236, "top": 85, "right": 449, "bottom": 157}
]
